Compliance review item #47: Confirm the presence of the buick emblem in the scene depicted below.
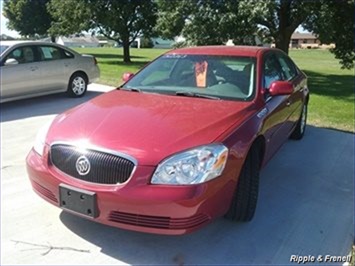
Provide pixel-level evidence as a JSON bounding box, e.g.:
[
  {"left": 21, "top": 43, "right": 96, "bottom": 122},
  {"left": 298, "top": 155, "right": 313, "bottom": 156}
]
[{"left": 76, "top": 155, "right": 91, "bottom": 176}]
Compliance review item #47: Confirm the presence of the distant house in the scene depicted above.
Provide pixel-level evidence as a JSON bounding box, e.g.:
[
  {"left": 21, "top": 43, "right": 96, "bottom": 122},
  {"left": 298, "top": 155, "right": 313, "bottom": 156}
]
[
  {"left": 269, "top": 32, "right": 334, "bottom": 49},
  {"left": 55, "top": 35, "right": 100, "bottom": 48},
  {"left": 290, "top": 32, "right": 319, "bottom": 48}
]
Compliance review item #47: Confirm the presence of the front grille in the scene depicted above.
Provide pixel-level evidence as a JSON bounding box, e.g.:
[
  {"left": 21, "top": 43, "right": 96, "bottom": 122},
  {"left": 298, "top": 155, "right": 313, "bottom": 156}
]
[
  {"left": 50, "top": 144, "right": 135, "bottom": 184},
  {"left": 108, "top": 211, "right": 210, "bottom": 230}
]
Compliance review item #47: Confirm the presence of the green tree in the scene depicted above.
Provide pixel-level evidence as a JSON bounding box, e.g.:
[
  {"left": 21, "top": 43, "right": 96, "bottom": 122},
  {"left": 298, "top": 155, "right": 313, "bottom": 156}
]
[
  {"left": 156, "top": 0, "right": 257, "bottom": 46},
  {"left": 48, "top": 0, "right": 157, "bottom": 62},
  {"left": 242, "top": 0, "right": 320, "bottom": 54},
  {"left": 304, "top": 0, "right": 354, "bottom": 69},
  {"left": 241, "top": 0, "right": 354, "bottom": 68},
  {"left": 3, "top": 0, "right": 55, "bottom": 41},
  {"left": 157, "top": 0, "right": 354, "bottom": 69}
]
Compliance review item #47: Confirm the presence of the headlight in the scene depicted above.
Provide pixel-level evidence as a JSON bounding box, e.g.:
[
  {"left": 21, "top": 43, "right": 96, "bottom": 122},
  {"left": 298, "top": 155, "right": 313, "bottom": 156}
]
[
  {"left": 151, "top": 144, "right": 228, "bottom": 185},
  {"left": 33, "top": 120, "right": 53, "bottom": 156}
]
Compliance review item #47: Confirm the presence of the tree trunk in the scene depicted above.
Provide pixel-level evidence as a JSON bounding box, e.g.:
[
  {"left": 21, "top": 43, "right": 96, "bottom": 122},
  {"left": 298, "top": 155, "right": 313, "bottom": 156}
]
[
  {"left": 50, "top": 36, "right": 56, "bottom": 43},
  {"left": 275, "top": 0, "right": 292, "bottom": 54},
  {"left": 122, "top": 38, "right": 131, "bottom": 63},
  {"left": 274, "top": 31, "right": 292, "bottom": 54}
]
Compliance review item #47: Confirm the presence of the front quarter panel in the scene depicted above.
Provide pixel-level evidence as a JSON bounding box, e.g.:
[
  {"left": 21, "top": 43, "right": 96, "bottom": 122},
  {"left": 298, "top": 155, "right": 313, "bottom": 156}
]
[{"left": 215, "top": 104, "right": 265, "bottom": 184}]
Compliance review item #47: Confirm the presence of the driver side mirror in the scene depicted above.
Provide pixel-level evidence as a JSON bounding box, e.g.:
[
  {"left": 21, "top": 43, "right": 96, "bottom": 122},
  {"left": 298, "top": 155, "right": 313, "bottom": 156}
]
[
  {"left": 4, "top": 58, "right": 19, "bottom": 66},
  {"left": 269, "top": 81, "right": 293, "bottom": 96},
  {"left": 122, "top": 72, "right": 135, "bottom": 82}
]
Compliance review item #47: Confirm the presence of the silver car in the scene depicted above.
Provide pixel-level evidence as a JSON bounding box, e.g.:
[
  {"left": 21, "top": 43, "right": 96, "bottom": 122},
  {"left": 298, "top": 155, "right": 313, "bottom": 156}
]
[{"left": 0, "top": 41, "right": 100, "bottom": 103}]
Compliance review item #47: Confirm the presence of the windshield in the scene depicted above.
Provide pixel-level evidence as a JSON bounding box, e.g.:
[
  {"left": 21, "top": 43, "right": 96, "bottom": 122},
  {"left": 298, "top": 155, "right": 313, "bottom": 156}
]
[
  {"left": 123, "top": 54, "right": 256, "bottom": 101},
  {"left": 0, "top": 45, "right": 10, "bottom": 55}
]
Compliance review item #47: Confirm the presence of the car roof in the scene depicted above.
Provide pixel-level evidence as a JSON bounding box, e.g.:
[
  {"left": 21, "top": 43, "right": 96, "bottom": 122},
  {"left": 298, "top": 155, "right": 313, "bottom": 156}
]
[
  {"left": 0, "top": 41, "right": 78, "bottom": 55},
  {"left": 166, "top": 45, "right": 274, "bottom": 57},
  {"left": 1, "top": 41, "right": 62, "bottom": 47},
  {"left": 0, "top": 40, "right": 45, "bottom": 46}
]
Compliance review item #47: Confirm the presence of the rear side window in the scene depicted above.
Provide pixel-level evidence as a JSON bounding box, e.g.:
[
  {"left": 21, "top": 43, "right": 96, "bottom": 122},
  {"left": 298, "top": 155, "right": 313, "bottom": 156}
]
[
  {"left": 37, "top": 46, "right": 74, "bottom": 61},
  {"left": 277, "top": 53, "right": 298, "bottom": 80}
]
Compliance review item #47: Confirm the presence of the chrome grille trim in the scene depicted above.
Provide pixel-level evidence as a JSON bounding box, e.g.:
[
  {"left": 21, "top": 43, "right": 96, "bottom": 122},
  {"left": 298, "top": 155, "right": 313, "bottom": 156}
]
[{"left": 49, "top": 141, "right": 137, "bottom": 185}]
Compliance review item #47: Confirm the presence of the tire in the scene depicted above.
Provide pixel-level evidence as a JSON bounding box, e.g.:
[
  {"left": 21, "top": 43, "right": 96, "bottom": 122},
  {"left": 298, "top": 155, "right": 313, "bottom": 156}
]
[
  {"left": 225, "top": 146, "right": 260, "bottom": 222},
  {"left": 67, "top": 73, "right": 87, "bottom": 98},
  {"left": 290, "top": 102, "right": 307, "bottom": 140}
]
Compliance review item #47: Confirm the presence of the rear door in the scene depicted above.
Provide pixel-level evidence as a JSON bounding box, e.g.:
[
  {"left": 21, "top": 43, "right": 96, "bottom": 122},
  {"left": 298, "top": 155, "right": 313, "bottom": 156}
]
[
  {"left": 1, "top": 45, "right": 42, "bottom": 99},
  {"left": 35, "top": 45, "right": 72, "bottom": 92}
]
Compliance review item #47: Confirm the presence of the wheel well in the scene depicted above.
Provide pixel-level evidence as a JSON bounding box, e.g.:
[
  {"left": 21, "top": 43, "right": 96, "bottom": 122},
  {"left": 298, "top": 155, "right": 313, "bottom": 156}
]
[
  {"left": 250, "top": 135, "right": 266, "bottom": 168},
  {"left": 70, "top": 71, "right": 88, "bottom": 83}
]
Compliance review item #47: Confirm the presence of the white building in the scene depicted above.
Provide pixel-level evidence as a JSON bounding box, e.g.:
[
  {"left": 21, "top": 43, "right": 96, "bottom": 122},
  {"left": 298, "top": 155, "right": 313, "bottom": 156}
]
[{"left": 56, "top": 35, "right": 99, "bottom": 48}]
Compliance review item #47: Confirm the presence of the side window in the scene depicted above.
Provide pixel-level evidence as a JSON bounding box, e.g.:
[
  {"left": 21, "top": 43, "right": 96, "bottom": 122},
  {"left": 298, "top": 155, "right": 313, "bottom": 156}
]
[
  {"left": 38, "top": 46, "right": 64, "bottom": 61},
  {"left": 6, "top": 46, "right": 35, "bottom": 64},
  {"left": 263, "top": 54, "right": 282, "bottom": 88},
  {"left": 277, "top": 54, "right": 298, "bottom": 80}
]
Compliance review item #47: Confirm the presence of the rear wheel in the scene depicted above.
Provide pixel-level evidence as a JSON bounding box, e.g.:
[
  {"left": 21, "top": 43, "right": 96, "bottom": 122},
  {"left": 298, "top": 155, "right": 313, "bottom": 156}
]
[
  {"left": 67, "top": 73, "right": 87, "bottom": 97},
  {"left": 225, "top": 146, "right": 260, "bottom": 222},
  {"left": 290, "top": 102, "right": 307, "bottom": 140}
]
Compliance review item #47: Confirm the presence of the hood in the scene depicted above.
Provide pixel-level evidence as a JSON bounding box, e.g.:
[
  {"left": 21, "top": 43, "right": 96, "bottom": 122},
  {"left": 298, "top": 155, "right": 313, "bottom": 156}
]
[{"left": 47, "top": 90, "right": 254, "bottom": 165}]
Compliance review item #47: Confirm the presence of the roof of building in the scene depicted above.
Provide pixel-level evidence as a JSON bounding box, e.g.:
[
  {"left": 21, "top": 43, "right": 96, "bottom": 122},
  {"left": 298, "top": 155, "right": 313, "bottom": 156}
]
[
  {"left": 59, "top": 35, "right": 99, "bottom": 44},
  {"left": 291, "top": 32, "right": 317, "bottom": 40}
]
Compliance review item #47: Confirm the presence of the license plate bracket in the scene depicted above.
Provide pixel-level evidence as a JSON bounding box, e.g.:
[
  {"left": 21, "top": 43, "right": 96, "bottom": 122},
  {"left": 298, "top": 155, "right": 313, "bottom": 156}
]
[{"left": 59, "top": 184, "right": 98, "bottom": 218}]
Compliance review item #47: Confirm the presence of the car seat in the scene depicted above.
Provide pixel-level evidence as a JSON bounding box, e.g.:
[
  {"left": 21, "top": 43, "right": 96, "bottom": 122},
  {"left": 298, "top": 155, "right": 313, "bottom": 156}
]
[{"left": 23, "top": 48, "right": 34, "bottom": 63}]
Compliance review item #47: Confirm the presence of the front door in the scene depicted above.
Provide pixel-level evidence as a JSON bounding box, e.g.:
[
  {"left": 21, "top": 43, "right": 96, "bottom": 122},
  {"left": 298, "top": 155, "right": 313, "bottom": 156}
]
[
  {"left": 261, "top": 52, "right": 293, "bottom": 162},
  {"left": 1, "top": 46, "right": 42, "bottom": 100}
]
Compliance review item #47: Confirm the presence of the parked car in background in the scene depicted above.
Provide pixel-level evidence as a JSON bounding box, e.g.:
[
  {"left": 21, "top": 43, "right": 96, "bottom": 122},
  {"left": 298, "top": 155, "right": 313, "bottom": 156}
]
[
  {"left": 26, "top": 46, "right": 309, "bottom": 235},
  {"left": 0, "top": 41, "right": 100, "bottom": 103}
]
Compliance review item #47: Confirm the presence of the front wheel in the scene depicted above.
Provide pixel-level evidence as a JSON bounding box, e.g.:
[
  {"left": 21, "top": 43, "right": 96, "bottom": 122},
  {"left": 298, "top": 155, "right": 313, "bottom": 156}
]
[
  {"left": 67, "top": 73, "right": 87, "bottom": 98},
  {"left": 225, "top": 146, "right": 260, "bottom": 222},
  {"left": 290, "top": 102, "right": 307, "bottom": 140}
]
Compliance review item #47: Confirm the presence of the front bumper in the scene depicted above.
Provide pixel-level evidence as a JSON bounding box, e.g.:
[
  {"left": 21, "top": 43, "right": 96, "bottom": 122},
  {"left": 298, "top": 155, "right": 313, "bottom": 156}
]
[{"left": 26, "top": 148, "right": 237, "bottom": 235}]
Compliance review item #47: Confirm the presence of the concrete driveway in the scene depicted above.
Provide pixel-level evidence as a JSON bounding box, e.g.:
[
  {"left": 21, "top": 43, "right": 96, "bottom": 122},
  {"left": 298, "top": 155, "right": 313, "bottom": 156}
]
[{"left": 1, "top": 84, "right": 354, "bottom": 265}]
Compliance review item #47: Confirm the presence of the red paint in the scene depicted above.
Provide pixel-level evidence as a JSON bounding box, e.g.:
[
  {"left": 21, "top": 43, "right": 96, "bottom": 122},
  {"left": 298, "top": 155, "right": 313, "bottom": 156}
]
[
  {"left": 47, "top": 90, "right": 253, "bottom": 166},
  {"left": 26, "top": 46, "right": 308, "bottom": 235},
  {"left": 122, "top": 72, "right": 134, "bottom": 82},
  {"left": 269, "top": 81, "right": 294, "bottom": 96}
]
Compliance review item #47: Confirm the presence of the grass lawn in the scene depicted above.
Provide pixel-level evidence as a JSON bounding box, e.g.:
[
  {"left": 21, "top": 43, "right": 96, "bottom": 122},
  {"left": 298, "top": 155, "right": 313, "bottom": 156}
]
[
  {"left": 75, "top": 47, "right": 354, "bottom": 133},
  {"left": 289, "top": 49, "right": 354, "bottom": 133}
]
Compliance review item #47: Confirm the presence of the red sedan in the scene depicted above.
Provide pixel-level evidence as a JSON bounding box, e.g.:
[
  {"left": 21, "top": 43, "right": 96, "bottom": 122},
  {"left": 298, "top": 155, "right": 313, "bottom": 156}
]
[{"left": 26, "top": 46, "right": 309, "bottom": 235}]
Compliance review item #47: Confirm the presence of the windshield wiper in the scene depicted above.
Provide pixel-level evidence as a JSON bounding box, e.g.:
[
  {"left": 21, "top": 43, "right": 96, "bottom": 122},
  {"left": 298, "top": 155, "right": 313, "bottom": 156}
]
[
  {"left": 120, "top": 87, "right": 141, "bottom": 92},
  {"left": 176, "top": 91, "right": 220, "bottom": 100}
]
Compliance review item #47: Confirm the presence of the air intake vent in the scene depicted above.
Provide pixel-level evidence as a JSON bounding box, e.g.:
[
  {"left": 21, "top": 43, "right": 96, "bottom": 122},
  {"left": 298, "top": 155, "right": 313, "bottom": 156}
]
[
  {"left": 108, "top": 211, "right": 210, "bottom": 229},
  {"left": 32, "top": 181, "right": 58, "bottom": 203}
]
